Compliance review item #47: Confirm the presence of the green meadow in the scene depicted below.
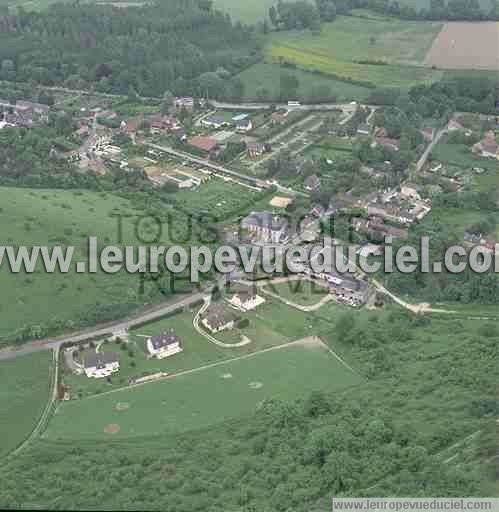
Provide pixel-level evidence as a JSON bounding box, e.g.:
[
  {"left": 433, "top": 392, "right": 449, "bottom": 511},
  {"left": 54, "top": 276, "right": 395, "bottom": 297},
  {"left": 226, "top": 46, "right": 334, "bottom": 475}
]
[
  {"left": 0, "top": 351, "right": 52, "bottom": 457},
  {"left": 0, "top": 187, "right": 161, "bottom": 344},
  {"left": 47, "top": 342, "right": 361, "bottom": 440}
]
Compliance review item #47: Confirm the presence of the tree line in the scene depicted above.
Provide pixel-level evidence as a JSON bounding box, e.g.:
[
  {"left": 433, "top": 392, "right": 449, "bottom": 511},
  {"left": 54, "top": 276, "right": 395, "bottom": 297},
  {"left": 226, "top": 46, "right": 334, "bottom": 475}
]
[{"left": 0, "top": 0, "right": 260, "bottom": 97}]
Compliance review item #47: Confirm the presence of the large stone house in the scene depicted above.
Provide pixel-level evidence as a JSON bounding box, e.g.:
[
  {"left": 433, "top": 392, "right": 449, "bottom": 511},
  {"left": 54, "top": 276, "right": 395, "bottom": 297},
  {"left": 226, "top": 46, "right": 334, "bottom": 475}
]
[{"left": 241, "top": 211, "right": 289, "bottom": 244}]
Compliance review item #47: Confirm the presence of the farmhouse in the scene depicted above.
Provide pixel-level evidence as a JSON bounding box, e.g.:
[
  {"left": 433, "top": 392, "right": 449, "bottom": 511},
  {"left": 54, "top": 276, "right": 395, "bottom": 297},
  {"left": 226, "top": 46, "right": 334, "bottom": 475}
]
[
  {"left": 241, "top": 211, "right": 289, "bottom": 244},
  {"left": 201, "top": 304, "right": 236, "bottom": 333},
  {"left": 304, "top": 174, "right": 321, "bottom": 192},
  {"left": 83, "top": 351, "right": 120, "bottom": 379},
  {"left": 188, "top": 135, "right": 218, "bottom": 154},
  {"left": 146, "top": 329, "right": 183, "bottom": 359},
  {"left": 229, "top": 290, "right": 266, "bottom": 311}
]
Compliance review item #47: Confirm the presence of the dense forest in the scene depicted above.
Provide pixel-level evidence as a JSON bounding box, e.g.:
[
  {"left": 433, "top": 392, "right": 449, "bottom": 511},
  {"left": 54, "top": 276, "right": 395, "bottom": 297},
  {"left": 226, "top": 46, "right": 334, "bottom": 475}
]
[
  {"left": 268, "top": 0, "right": 498, "bottom": 30},
  {"left": 0, "top": 0, "right": 260, "bottom": 97},
  {"left": 0, "top": 312, "right": 496, "bottom": 509}
]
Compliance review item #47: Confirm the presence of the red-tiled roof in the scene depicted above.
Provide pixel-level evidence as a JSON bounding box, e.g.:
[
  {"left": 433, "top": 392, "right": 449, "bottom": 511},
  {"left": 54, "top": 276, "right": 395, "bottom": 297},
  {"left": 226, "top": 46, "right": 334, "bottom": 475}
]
[{"left": 188, "top": 136, "right": 218, "bottom": 152}]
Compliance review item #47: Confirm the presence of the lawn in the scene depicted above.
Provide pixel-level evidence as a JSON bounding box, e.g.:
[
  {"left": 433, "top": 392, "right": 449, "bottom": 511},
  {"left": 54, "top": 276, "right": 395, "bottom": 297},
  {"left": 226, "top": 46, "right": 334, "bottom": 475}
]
[
  {"left": 46, "top": 341, "right": 362, "bottom": 440},
  {"left": 0, "top": 351, "right": 52, "bottom": 457},
  {"left": 238, "top": 62, "right": 372, "bottom": 102},
  {"left": 62, "top": 296, "right": 317, "bottom": 397},
  {"left": 264, "top": 279, "right": 329, "bottom": 306},
  {"left": 0, "top": 187, "right": 179, "bottom": 345}
]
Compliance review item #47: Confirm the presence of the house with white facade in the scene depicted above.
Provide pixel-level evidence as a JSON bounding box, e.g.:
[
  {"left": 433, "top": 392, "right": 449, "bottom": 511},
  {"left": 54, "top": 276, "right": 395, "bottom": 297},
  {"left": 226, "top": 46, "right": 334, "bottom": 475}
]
[
  {"left": 83, "top": 351, "right": 120, "bottom": 379},
  {"left": 229, "top": 290, "right": 266, "bottom": 311},
  {"left": 201, "top": 304, "right": 235, "bottom": 333},
  {"left": 146, "top": 329, "right": 183, "bottom": 359}
]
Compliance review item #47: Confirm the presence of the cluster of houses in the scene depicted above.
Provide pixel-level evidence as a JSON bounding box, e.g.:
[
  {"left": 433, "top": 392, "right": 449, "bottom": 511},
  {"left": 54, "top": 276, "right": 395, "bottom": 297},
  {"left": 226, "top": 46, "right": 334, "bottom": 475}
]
[
  {"left": 302, "top": 267, "right": 369, "bottom": 307},
  {"left": 201, "top": 289, "right": 266, "bottom": 334},
  {"left": 0, "top": 99, "right": 50, "bottom": 129},
  {"left": 365, "top": 184, "right": 431, "bottom": 227}
]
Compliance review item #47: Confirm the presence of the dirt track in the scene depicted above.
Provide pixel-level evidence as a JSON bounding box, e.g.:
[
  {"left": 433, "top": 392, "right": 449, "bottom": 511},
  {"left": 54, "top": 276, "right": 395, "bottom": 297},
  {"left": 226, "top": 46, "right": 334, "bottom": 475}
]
[{"left": 425, "top": 22, "right": 499, "bottom": 70}]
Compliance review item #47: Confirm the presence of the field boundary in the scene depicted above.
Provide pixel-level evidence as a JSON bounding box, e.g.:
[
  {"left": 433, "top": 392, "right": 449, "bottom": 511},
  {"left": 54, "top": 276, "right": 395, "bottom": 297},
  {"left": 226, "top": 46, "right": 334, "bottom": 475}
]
[
  {"left": 79, "top": 336, "right": 348, "bottom": 401},
  {"left": 4, "top": 347, "right": 59, "bottom": 459}
]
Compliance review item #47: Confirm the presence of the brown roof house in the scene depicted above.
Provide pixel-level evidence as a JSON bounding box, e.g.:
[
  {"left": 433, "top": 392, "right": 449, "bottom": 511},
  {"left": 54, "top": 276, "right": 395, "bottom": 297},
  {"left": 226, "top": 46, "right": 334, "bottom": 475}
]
[
  {"left": 201, "top": 304, "right": 236, "bottom": 333},
  {"left": 188, "top": 135, "right": 218, "bottom": 154},
  {"left": 146, "top": 329, "right": 183, "bottom": 359}
]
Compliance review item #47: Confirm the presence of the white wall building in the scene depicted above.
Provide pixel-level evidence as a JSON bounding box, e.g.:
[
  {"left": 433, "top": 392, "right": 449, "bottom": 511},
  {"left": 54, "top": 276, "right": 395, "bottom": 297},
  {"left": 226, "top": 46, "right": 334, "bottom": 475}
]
[
  {"left": 83, "top": 351, "right": 120, "bottom": 379},
  {"left": 146, "top": 329, "right": 183, "bottom": 359}
]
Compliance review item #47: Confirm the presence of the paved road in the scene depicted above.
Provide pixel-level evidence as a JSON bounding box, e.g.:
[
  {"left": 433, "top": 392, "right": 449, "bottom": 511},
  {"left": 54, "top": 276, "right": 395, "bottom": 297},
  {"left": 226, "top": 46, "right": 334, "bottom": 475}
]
[
  {"left": 416, "top": 127, "right": 447, "bottom": 172},
  {"left": 146, "top": 142, "right": 266, "bottom": 188},
  {"left": 0, "top": 291, "right": 209, "bottom": 362}
]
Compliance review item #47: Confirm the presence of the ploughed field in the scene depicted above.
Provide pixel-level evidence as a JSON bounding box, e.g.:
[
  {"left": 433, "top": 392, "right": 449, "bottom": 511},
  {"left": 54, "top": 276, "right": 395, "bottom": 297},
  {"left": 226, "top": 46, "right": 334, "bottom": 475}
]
[{"left": 425, "top": 22, "right": 499, "bottom": 71}]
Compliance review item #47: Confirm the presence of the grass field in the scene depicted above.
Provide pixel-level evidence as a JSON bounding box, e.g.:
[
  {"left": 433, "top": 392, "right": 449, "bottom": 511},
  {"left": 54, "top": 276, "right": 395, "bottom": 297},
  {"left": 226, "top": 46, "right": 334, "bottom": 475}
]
[
  {"left": 0, "top": 187, "right": 167, "bottom": 344},
  {"left": 62, "top": 296, "right": 320, "bottom": 397},
  {"left": 264, "top": 280, "right": 329, "bottom": 306},
  {"left": 238, "top": 62, "right": 372, "bottom": 102},
  {"left": 265, "top": 15, "right": 443, "bottom": 87},
  {"left": 213, "top": 0, "right": 277, "bottom": 22},
  {"left": 47, "top": 339, "right": 361, "bottom": 440},
  {"left": 0, "top": 351, "right": 52, "bottom": 457},
  {"left": 270, "top": 16, "right": 442, "bottom": 64}
]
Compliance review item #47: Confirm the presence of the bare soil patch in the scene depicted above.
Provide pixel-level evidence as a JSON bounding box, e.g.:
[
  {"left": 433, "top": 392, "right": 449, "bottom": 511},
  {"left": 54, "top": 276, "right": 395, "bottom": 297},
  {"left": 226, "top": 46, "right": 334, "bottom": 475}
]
[
  {"left": 425, "top": 22, "right": 499, "bottom": 70},
  {"left": 104, "top": 423, "right": 121, "bottom": 434}
]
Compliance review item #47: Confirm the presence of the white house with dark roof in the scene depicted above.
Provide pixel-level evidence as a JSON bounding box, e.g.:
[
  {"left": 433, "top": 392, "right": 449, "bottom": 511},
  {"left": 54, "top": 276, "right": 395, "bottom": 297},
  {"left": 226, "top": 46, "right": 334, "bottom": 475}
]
[
  {"left": 146, "top": 329, "right": 183, "bottom": 359},
  {"left": 83, "top": 351, "right": 120, "bottom": 379},
  {"left": 236, "top": 118, "right": 253, "bottom": 133},
  {"left": 201, "top": 304, "right": 235, "bottom": 333}
]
